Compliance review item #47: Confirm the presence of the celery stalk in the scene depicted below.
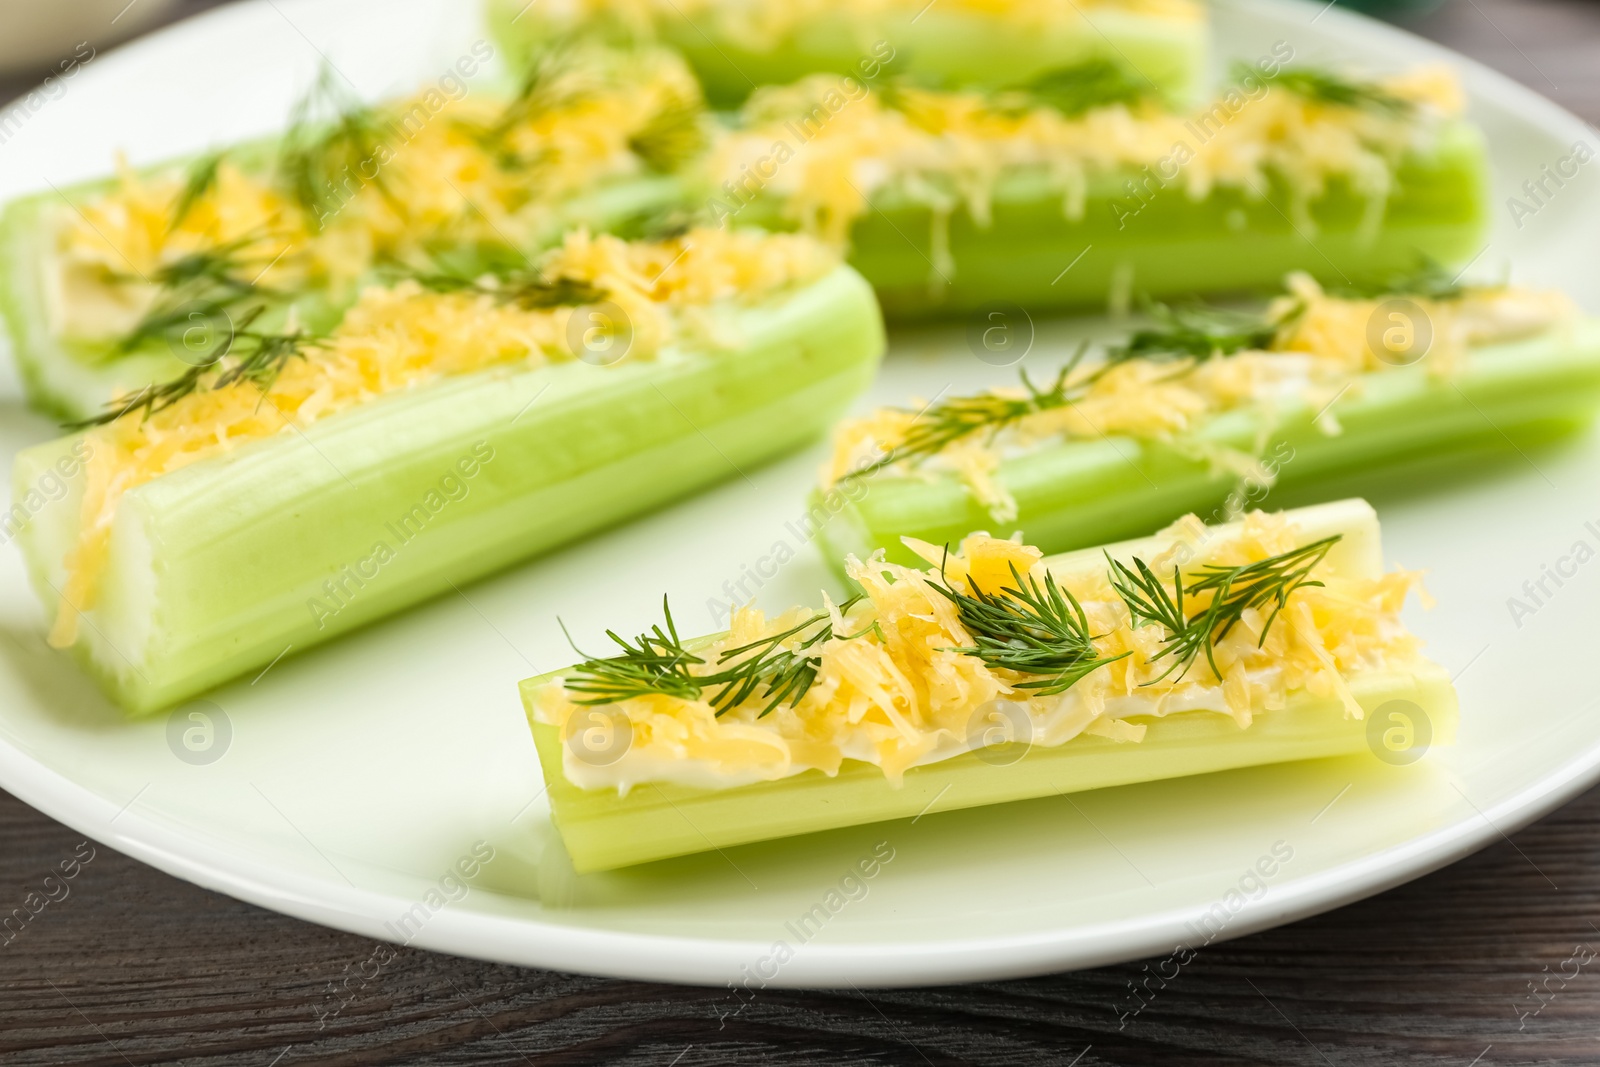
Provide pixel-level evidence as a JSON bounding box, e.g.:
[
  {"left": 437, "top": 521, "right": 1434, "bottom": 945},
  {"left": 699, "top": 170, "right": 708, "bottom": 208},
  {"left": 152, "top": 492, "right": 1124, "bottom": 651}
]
[
  {"left": 486, "top": 0, "right": 1209, "bottom": 108},
  {"left": 521, "top": 499, "right": 1456, "bottom": 873},
  {"left": 0, "top": 171, "right": 685, "bottom": 423},
  {"left": 13, "top": 266, "right": 884, "bottom": 714},
  {"left": 736, "top": 122, "right": 1488, "bottom": 319},
  {"left": 530, "top": 671, "right": 1451, "bottom": 873},
  {"left": 816, "top": 317, "right": 1600, "bottom": 572}
]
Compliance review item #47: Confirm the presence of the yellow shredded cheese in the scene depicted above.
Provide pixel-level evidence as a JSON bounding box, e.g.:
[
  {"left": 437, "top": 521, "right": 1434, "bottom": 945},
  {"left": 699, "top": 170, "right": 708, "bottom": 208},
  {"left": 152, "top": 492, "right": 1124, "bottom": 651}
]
[
  {"left": 49, "top": 228, "right": 836, "bottom": 648},
  {"left": 534, "top": 511, "right": 1428, "bottom": 792}
]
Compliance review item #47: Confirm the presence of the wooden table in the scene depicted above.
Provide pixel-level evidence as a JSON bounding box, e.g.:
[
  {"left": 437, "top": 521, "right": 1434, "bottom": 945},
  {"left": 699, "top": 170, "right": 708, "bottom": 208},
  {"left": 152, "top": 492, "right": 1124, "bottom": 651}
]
[{"left": 5, "top": 1, "right": 1600, "bottom": 1062}]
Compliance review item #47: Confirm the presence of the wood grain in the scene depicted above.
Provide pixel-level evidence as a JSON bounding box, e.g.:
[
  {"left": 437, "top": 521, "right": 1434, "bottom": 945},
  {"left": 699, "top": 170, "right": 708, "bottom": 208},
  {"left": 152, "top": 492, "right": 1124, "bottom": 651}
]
[
  {"left": 4, "top": 781, "right": 1599, "bottom": 1065},
  {"left": 5, "top": 1, "right": 1600, "bottom": 1064}
]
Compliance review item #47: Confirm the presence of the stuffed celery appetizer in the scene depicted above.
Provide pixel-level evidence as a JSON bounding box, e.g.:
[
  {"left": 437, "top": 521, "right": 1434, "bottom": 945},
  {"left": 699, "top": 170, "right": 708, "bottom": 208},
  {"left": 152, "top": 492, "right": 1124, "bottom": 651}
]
[
  {"left": 12, "top": 229, "right": 884, "bottom": 714},
  {"left": 487, "top": 0, "right": 1208, "bottom": 108},
  {"left": 815, "top": 272, "right": 1600, "bottom": 570},
  {"left": 700, "top": 65, "right": 1488, "bottom": 317},
  {"left": 0, "top": 45, "right": 707, "bottom": 422},
  {"left": 523, "top": 499, "right": 1454, "bottom": 872}
]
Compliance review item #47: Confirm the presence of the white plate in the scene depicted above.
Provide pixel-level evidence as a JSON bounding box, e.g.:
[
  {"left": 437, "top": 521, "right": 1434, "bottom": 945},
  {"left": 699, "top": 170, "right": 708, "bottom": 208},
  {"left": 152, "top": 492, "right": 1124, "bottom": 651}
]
[{"left": 3, "top": 0, "right": 1599, "bottom": 989}]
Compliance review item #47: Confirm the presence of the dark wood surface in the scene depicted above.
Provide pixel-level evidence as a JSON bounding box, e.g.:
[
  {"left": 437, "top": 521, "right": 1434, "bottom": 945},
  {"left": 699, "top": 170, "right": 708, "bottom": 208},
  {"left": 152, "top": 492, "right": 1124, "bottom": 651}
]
[{"left": 6, "top": 1, "right": 1600, "bottom": 1064}]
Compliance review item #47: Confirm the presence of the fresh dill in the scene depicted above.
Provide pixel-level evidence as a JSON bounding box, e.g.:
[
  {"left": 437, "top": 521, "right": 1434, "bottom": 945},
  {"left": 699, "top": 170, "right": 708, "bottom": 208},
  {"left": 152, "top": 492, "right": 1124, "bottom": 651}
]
[
  {"left": 72, "top": 306, "right": 309, "bottom": 428},
  {"left": 561, "top": 596, "right": 706, "bottom": 706},
  {"left": 843, "top": 349, "right": 1092, "bottom": 481},
  {"left": 934, "top": 561, "right": 1131, "bottom": 695},
  {"left": 70, "top": 364, "right": 210, "bottom": 429},
  {"left": 209, "top": 311, "right": 309, "bottom": 393},
  {"left": 627, "top": 95, "right": 706, "bottom": 173},
  {"left": 168, "top": 150, "right": 225, "bottom": 233},
  {"left": 385, "top": 247, "right": 607, "bottom": 311},
  {"left": 278, "top": 66, "right": 400, "bottom": 229},
  {"left": 477, "top": 44, "right": 596, "bottom": 166},
  {"left": 1254, "top": 64, "right": 1412, "bottom": 115},
  {"left": 706, "top": 595, "right": 873, "bottom": 716},
  {"left": 1336, "top": 257, "right": 1471, "bottom": 302},
  {"left": 115, "top": 230, "right": 287, "bottom": 355},
  {"left": 562, "top": 595, "right": 876, "bottom": 716},
  {"left": 1003, "top": 58, "right": 1154, "bottom": 118},
  {"left": 1107, "top": 535, "right": 1340, "bottom": 683},
  {"left": 1113, "top": 303, "right": 1281, "bottom": 363}
]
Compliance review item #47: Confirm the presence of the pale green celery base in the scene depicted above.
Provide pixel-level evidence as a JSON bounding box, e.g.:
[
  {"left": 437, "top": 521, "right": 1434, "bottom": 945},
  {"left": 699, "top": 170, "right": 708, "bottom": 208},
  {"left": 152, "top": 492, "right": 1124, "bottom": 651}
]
[
  {"left": 13, "top": 266, "right": 885, "bottom": 714},
  {"left": 525, "top": 665, "right": 1457, "bottom": 873},
  {"left": 0, "top": 160, "right": 683, "bottom": 422},
  {"left": 730, "top": 121, "right": 1488, "bottom": 320},
  {"left": 486, "top": 0, "right": 1207, "bottom": 108},
  {"left": 817, "top": 318, "right": 1600, "bottom": 573},
  {"left": 0, "top": 193, "right": 188, "bottom": 424}
]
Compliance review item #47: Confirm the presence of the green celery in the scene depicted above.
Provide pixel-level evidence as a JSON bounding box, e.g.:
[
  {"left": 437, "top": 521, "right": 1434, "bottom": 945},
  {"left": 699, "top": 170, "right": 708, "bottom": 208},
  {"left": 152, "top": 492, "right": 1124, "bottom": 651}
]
[
  {"left": 13, "top": 266, "right": 884, "bottom": 714},
  {"left": 814, "top": 317, "right": 1600, "bottom": 572},
  {"left": 521, "top": 499, "right": 1456, "bottom": 873},
  {"left": 486, "top": 0, "right": 1209, "bottom": 108},
  {"left": 733, "top": 122, "right": 1489, "bottom": 319}
]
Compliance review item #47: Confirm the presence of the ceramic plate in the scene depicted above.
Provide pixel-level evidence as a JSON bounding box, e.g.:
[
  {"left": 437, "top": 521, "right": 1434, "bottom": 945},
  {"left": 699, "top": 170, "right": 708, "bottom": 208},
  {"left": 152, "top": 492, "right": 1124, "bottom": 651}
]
[{"left": 2, "top": 0, "right": 1597, "bottom": 989}]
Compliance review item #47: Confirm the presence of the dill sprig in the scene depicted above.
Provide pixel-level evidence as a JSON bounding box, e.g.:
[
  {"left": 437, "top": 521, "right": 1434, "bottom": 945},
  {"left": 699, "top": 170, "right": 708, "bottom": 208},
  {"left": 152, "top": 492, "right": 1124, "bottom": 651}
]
[
  {"left": 1256, "top": 65, "right": 1412, "bottom": 115},
  {"left": 1337, "top": 257, "right": 1471, "bottom": 302},
  {"left": 115, "top": 230, "right": 286, "bottom": 354},
  {"left": 477, "top": 44, "right": 598, "bottom": 165},
  {"left": 934, "top": 562, "right": 1131, "bottom": 695},
  {"left": 562, "top": 595, "right": 876, "bottom": 716},
  {"left": 1107, "top": 535, "right": 1340, "bottom": 683},
  {"left": 278, "top": 66, "right": 400, "bottom": 228},
  {"left": 386, "top": 247, "right": 607, "bottom": 311},
  {"left": 1114, "top": 303, "right": 1281, "bottom": 363},
  {"left": 1003, "top": 58, "right": 1154, "bottom": 118},
  {"left": 70, "top": 365, "right": 210, "bottom": 429},
  {"left": 168, "top": 150, "right": 224, "bottom": 233},
  {"left": 844, "top": 350, "right": 1091, "bottom": 481},
  {"left": 707, "top": 595, "right": 872, "bottom": 716},
  {"left": 415, "top": 270, "right": 604, "bottom": 310},
  {"left": 71, "top": 306, "right": 310, "bottom": 428},
  {"left": 627, "top": 95, "right": 706, "bottom": 173},
  {"left": 561, "top": 597, "right": 706, "bottom": 706}
]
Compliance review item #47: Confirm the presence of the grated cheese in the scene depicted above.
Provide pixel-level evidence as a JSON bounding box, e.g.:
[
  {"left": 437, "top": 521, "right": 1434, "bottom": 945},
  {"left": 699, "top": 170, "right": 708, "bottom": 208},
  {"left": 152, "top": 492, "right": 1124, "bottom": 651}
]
[{"left": 534, "top": 511, "right": 1428, "bottom": 792}]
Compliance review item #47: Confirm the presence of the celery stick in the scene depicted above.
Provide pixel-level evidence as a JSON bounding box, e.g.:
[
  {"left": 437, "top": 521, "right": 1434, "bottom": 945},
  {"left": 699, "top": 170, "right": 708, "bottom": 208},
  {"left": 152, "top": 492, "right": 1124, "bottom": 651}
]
[
  {"left": 13, "top": 266, "right": 884, "bottom": 714},
  {"left": 486, "top": 0, "right": 1209, "bottom": 108},
  {"left": 0, "top": 169, "right": 685, "bottom": 423},
  {"left": 735, "top": 122, "right": 1488, "bottom": 320},
  {"left": 521, "top": 499, "right": 1456, "bottom": 873},
  {"left": 816, "top": 318, "right": 1600, "bottom": 572},
  {"left": 530, "top": 670, "right": 1452, "bottom": 873}
]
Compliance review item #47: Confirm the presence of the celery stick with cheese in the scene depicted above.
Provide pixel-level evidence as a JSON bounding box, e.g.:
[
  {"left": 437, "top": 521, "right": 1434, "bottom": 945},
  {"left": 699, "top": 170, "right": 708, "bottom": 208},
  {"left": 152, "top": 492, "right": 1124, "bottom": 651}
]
[
  {"left": 523, "top": 499, "right": 1454, "bottom": 873},
  {"left": 700, "top": 65, "right": 1488, "bottom": 318},
  {"left": 12, "top": 229, "right": 885, "bottom": 715},
  {"left": 486, "top": 0, "right": 1210, "bottom": 108},
  {"left": 814, "top": 272, "right": 1600, "bottom": 570},
  {"left": 0, "top": 45, "right": 706, "bottom": 422}
]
